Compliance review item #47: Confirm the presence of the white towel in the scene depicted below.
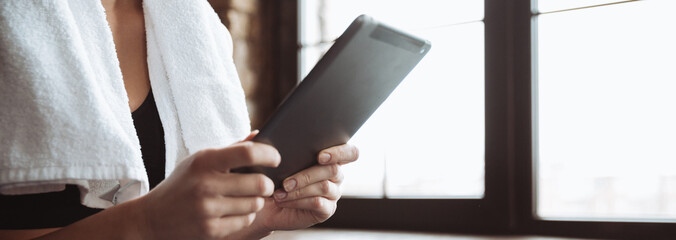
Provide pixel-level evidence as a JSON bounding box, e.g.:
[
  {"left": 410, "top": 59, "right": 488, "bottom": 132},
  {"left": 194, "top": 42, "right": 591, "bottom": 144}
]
[{"left": 0, "top": 0, "right": 250, "bottom": 208}]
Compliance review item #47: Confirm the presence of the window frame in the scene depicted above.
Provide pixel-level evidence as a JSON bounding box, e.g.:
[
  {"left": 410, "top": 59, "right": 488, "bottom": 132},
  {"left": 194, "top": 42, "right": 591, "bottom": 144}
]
[
  {"left": 314, "top": 0, "right": 511, "bottom": 233},
  {"left": 517, "top": 0, "right": 676, "bottom": 239},
  {"left": 284, "top": 0, "right": 676, "bottom": 238}
]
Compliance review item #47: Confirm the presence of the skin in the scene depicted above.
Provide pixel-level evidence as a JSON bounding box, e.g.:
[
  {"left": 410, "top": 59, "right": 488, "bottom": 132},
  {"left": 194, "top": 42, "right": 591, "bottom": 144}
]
[
  {"left": 103, "top": 0, "right": 151, "bottom": 111},
  {"left": 0, "top": 0, "right": 359, "bottom": 239}
]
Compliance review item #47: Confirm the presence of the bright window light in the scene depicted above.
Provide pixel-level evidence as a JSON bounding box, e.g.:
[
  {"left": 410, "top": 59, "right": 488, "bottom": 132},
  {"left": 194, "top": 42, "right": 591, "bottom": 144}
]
[
  {"left": 300, "top": 0, "right": 485, "bottom": 198},
  {"left": 537, "top": 0, "right": 676, "bottom": 220}
]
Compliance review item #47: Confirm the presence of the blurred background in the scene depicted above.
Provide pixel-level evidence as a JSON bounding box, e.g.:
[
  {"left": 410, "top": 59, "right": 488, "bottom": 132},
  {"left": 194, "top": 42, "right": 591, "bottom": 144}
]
[{"left": 208, "top": 0, "right": 675, "bottom": 238}]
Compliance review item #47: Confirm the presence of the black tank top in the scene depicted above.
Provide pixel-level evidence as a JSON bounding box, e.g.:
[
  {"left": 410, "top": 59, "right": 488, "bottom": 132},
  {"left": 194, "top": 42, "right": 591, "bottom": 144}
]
[{"left": 0, "top": 90, "right": 166, "bottom": 229}]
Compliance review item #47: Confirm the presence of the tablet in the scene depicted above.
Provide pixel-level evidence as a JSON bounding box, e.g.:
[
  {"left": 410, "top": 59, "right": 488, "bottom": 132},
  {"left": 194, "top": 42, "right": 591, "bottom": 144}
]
[{"left": 235, "top": 15, "right": 431, "bottom": 188}]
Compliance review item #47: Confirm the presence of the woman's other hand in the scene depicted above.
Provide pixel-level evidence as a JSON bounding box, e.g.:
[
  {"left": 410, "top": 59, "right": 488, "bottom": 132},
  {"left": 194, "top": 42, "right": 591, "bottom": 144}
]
[
  {"left": 139, "top": 141, "right": 280, "bottom": 240},
  {"left": 241, "top": 143, "right": 360, "bottom": 236}
]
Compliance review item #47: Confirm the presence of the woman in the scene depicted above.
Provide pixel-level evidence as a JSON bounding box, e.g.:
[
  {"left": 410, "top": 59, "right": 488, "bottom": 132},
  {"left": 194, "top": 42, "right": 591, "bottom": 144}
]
[{"left": 0, "top": 0, "right": 358, "bottom": 239}]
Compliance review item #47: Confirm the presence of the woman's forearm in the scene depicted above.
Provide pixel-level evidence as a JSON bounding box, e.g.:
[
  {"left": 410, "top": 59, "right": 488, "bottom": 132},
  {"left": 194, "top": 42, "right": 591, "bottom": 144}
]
[{"left": 35, "top": 197, "right": 149, "bottom": 240}]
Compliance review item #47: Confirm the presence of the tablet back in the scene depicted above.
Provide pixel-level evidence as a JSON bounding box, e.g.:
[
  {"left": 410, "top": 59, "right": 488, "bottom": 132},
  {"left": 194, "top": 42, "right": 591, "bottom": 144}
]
[{"left": 245, "top": 15, "right": 431, "bottom": 188}]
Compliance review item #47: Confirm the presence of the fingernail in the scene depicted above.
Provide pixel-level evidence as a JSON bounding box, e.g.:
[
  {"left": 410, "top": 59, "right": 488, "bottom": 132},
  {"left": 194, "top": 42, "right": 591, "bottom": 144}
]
[
  {"left": 284, "top": 179, "right": 297, "bottom": 192},
  {"left": 319, "top": 153, "right": 331, "bottom": 164},
  {"left": 252, "top": 129, "right": 259, "bottom": 134},
  {"left": 274, "top": 191, "right": 287, "bottom": 200}
]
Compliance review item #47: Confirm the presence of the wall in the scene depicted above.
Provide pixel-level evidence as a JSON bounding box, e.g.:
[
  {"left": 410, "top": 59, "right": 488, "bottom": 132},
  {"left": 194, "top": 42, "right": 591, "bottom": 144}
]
[{"left": 209, "top": 0, "right": 298, "bottom": 129}]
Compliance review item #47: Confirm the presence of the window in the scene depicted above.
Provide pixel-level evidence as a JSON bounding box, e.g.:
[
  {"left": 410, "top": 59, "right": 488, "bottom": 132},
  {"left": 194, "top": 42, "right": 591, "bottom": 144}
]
[
  {"left": 536, "top": 0, "right": 676, "bottom": 221},
  {"left": 300, "top": 1, "right": 485, "bottom": 198},
  {"left": 292, "top": 0, "right": 676, "bottom": 238}
]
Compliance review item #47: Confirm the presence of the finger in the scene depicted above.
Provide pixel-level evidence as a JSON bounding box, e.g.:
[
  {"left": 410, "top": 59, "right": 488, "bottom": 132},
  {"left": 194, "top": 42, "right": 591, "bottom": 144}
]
[
  {"left": 202, "top": 197, "right": 264, "bottom": 217},
  {"left": 282, "top": 164, "right": 342, "bottom": 192},
  {"left": 274, "top": 180, "right": 339, "bottom": 202},
  {"left": 199, "top": 141, "right": 281, "bottom": 171},
  {"left": 212, "top": 173, "right": 274, "bottom": 197},
  {"left": 239, "top": 130, "right": 259, "bottom": 143},
  {"left": 205, "top": 213, "right": 256, "bottom": 238},
  {"left": 274, "top": 197, "right": 336, "bottom": 220},
  {"left": 317, "top": 144, "right": 359, "bottom": 165}
]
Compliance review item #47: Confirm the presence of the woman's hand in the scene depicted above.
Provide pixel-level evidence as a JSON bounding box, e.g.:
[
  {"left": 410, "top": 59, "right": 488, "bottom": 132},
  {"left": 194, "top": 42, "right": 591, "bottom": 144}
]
[
  {"left": 138, "top": 141, "right": 281, "bottom": 240},
  {"left": 233, "top": 143, "right": 359, "bottom": 238},
  {"left": 33, "top": 132, "right": 355, "bottom": 240}
]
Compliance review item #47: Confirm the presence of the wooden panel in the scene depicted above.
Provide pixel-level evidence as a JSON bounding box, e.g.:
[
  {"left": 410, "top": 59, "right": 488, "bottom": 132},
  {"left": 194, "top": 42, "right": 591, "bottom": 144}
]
[{"left": 209, "top": 0, "right": 298, "bottom": 129}]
